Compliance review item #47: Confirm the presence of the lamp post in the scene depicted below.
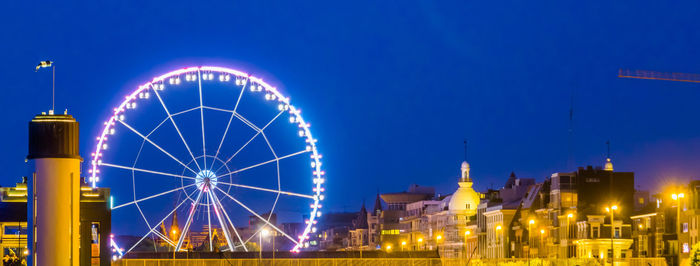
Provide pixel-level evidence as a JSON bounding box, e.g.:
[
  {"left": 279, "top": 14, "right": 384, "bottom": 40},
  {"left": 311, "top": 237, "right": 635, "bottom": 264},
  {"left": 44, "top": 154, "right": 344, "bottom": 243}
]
[
  {"left": 436, "top": 234, "right": 443, "bottom": 257},
  {"left": 418, "top": 237, "right": 423, "bottom": 251},
  {"left": 605, "top": 205, "right": 618, "bottom": 265},
  {"left": 673, "top": 192, "right": 685, "bottom": 266},
  {"left": 464, "top": 230, "right": 471, "bottom": 259},
  {"left": 401, "top": 241, "right": 406, "bottom": 252},
  {"left": 566, "top": 213, "right": 573, "bottom": 259},
  {"left": 171, "top": 229, "right": 178, "bottom": 259},
  {"left": 260, "top": 228, "right": 270, "bottom": 262},
  {"left": 528, "top": 219, "right": 535, "bottom": 265},
  {"left": 539, "top": 229, "right": 545, "bottom": 258},
  {"left": 495, "top": 225, "right": 502, "bottom": 259}
]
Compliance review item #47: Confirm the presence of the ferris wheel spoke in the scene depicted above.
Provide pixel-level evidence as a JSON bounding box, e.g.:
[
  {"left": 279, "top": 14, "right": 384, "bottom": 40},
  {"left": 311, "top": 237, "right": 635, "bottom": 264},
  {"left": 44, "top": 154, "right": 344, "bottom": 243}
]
[
  {"left": 217, "top": 149, "right": 309, "bottom": 178},
  {"left": 213, "top": 189, "right": 248, "bottom": 251},
  {"left": 206, "top": 189, "right": 213, "bottom": 252},
  {"left": 153, "top": 231, "right": 175, "bottom": 247},
  {"left": 234, "top": 112, "right": 261, "bottom": 132},
  {"left": 170, "top": 106, "right": 202, "bottom": 117},
  {"left": 211, "top": 112, "right": 236, "bottom": 170},
  {"left": 112, "top": 183, "right": 196, "bottom": 210},
  {"left": 146, "top": 116, "right": 170, "bottom": 138},
  {"left": 151, "top": 84, "right": 203, "bottom": 172},
  {"left": 201, "top": 106, "right": 235, "bottom": 113},
  {"left": 208, "top": 189, "right": 239, "bottom": 252},
  {"left": 216, "top": 181, "right": 314, "bottom": 199},
  {"left": 125, "top": 197, "right": 189, "bottom": 254},
  {"left": 175, "top": 185, "right": 205, "bottom": 251},
  {"left": 197, "top": 70, "right": 208, "bottom": 168},
  {"left": 116, "top": 120, "right": 199, "bottom": 175},
  {"left": 215, "top": 187, "right": 300, "bottom": 245},
  {"left": 100, "top": 162, "right": 196, "bottom": 180},
  {"left": 210, "top": 77, "right": 249, "bottom": 170},
  {"left": 216, "top": 110, "right": 285, "bottom": 172}
]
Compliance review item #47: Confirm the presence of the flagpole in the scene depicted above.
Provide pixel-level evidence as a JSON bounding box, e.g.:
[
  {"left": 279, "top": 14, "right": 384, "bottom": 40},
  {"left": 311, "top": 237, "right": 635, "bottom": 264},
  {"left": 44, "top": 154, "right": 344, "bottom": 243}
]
[{"left": 52, "top": 64, "right": 55, "bottom": 112}]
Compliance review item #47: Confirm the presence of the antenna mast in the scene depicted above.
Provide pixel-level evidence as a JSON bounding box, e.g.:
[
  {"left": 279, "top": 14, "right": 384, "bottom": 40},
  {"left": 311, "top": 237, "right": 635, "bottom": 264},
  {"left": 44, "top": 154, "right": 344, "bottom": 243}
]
[
  {"left": 463, "top": 139, "right": 468, "bottom": 162},
  {"left": 52, "top": 64, "right": 55, "bottom": 112}
]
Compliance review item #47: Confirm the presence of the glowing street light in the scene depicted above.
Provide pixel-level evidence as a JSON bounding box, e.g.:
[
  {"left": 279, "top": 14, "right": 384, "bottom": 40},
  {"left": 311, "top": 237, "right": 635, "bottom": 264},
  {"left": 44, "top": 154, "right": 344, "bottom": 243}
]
[
  {"left": 528, "top": 219, "right": 535, "bottom": 263},
  {"left": 606, "top": 205, "right": 619, "bottom": 264},
  {"left": 401, "top": 241, "right": 406, "bottom": 251},
  {"left": 259, "top": 228, "right": 270, "bottom": 260},
  {"left": 566, "top": 213, "right": 574, "bottom": 258},
  {"left": 386, "top": 245, "right": 392, "bottom": 252},
  {"left": 672, "top": 191, "right": 685, "bottom": 265}
]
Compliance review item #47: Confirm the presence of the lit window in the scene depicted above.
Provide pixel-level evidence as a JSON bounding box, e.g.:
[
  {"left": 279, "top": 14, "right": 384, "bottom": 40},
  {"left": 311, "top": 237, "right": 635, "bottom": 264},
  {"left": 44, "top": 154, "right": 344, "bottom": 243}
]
[
  {"left": 683, "top": 243, "right": 690, "bottom": 253},
  {"left": 684, "top": 223, "right": 689, "bottom": 233}
]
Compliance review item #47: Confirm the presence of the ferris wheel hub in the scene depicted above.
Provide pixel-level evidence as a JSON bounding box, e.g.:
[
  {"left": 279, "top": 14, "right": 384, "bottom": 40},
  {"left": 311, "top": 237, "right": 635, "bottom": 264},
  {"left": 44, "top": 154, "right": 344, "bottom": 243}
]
[{"left": 195, "top": 169, "right": 217, "bottom": 190}]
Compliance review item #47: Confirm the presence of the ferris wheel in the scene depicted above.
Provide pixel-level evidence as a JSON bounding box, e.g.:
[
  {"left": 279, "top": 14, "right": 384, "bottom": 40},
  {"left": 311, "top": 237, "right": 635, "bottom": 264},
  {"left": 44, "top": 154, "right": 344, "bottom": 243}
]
[{"left": 89, "top": 66, "right": 325, "bottom": 256}]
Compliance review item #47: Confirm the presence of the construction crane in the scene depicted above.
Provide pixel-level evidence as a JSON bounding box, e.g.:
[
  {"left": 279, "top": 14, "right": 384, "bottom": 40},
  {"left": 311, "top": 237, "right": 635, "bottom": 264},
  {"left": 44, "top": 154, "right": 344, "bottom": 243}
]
[{"left": 618, "top": 69, "right": 700, "bottom": 83}]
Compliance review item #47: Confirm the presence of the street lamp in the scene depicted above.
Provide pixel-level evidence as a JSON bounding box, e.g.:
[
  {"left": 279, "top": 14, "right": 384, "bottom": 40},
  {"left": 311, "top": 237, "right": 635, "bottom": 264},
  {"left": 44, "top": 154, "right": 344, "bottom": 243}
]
[
  {"left": 260, "top": 228, "right": 270, "bottom": 261},
  {"left": 566, "top": 213, "right": 574, "bottom": 258},
  {"left": 464, "top": 231, "right": 471, "bottom": 259},
  {"left": 401, "top": 241, "right": 406, "bottom": 251},
  {"left": 528, "top": 219, "right": 535, "bottom": 263},
  {"left": 605, "top": 205, "right": 618, "bottom": 264},
  {"left": 386, "top": 245, "right": 392, "bottom": 252},
  {"left": 495, "top": 225, "right": 502, "bottom": 258},
  {"left": 540, "top": 229, "right": 545, "bottom": 258},
  {"left": 418, "top": 237, "right": 424, "bottom": 250},
  {"left": 672, "top": 192, "right": 685, "bottom": 265}
]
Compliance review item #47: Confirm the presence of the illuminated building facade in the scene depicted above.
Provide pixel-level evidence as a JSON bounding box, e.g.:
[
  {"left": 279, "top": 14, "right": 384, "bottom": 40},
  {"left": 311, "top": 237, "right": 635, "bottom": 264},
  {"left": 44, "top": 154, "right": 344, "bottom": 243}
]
[
  {"left": 390, "top": 161, "right": 480, "bottom": 258},
  {"left": 0, "top": 180, "right": 28, "bottom": 263},
  {"left": 631, "top": 180, "right": 700, "bottom": 265},
  {"left": 482, "top": 173, "right": 534, "bottom": 258},
  {"left": 0, "top": 177, "right": 111, "bottom": 266}
]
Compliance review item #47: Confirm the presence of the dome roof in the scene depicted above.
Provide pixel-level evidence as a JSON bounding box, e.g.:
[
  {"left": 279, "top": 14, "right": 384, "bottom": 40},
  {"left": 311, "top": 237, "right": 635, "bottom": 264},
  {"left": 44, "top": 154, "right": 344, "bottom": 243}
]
[
  {"left": 449, "top": 161, "right": 479, "bottom": 214},
  {"left": 449, "top": 183, "right": 480, "bottom": 214},
  {"left": 604, "top": 158, "right": 613, "bottom": 171}
]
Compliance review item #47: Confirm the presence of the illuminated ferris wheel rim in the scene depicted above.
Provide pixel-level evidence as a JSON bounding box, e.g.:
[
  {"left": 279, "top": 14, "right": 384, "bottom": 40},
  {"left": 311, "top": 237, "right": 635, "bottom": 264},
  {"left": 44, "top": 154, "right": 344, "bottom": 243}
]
[{"left": 89, "top": 65, "right": 325, "bottom": 253}]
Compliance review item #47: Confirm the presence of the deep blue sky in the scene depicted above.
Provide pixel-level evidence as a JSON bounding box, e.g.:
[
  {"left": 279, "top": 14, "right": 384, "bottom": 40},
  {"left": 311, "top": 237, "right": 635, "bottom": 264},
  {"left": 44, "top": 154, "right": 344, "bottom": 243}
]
[{"left": 2, "top": 1, "right": 699, "bottom": 213}]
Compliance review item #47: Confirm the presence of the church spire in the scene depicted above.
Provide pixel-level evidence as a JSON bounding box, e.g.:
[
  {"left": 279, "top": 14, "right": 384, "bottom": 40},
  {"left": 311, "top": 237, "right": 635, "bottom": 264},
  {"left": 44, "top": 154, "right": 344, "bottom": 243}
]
[{"left": 372, "top": 193, "right": 383, "bottom": 215}]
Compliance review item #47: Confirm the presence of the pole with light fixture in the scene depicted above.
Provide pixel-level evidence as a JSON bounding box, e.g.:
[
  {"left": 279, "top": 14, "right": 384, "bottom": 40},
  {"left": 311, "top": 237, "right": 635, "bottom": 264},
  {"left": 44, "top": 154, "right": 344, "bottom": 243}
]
[
  {"left": 673, "top": 192, "right": 685, "bottom": 265},
  {"left": 528, "top": 219, "right": 535, "bottom": 265},
  {"left": 605, "top": 205, "right": 618, "bottom": 264},
  {"left": 260, "top": 228, "right": 270, "bottom": 262}
]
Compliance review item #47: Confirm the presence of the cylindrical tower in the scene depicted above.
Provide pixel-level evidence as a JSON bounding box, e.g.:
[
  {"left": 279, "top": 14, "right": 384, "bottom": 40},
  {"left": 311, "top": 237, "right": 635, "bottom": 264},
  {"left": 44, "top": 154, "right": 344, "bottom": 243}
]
[{"left": 27, "top": 112, "right": 81, "bottom": 266}]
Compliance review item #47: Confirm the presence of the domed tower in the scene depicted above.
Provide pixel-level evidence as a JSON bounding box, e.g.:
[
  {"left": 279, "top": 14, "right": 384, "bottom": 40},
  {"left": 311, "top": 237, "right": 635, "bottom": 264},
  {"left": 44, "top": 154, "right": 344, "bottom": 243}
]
[
  {"left": 448, "top": 161, "right": 479, "bottom": 215},
  {"left": 604, "top": 158, "right": 614, "bottom": 171}
]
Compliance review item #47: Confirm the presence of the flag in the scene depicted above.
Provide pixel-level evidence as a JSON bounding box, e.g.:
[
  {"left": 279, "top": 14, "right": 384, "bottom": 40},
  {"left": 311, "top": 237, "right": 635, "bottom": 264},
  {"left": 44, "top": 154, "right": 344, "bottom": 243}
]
[{"left": 35, "top": 61, "right": 53, "bottom": 71}]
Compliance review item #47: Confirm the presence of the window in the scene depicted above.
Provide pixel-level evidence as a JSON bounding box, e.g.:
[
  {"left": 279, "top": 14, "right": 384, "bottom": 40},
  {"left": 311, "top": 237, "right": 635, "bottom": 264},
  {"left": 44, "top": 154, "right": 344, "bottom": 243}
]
[
  {"left": 638, "top": 197, "right": 645, "bottom": 205},
  {"left": 586, "top": 178, "right": 600, "bottom": 183},
  {"left": 683, "top": 243, "right": 690, "bottom": 253},
  {"left": 684, "top": 223, "right": 689, "bottom": 233},
  {"left": 614, "top": 228, "right": 620, "bottom": 238},
  {"left": 381, "top": 229, "right": 400, "bottom": 235},
  {"left": 592, "top": 226, "right": 599, "bottom": 238},
  {"left": 3, "top": 226, "right": 28, "bottom": 235}
]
